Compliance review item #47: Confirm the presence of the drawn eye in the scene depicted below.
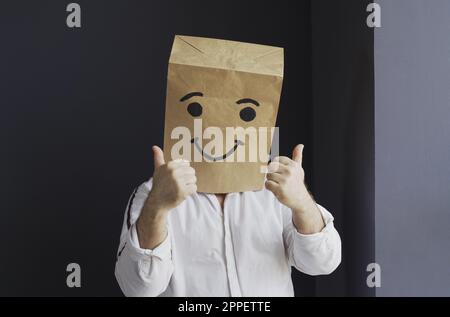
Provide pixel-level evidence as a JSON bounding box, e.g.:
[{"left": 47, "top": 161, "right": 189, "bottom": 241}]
[
  {"left": 239, "top": 107, "right": 256, "bottom": 122},
  {"left": 187, "top": 102, "right": 203, "bottom": 117}
]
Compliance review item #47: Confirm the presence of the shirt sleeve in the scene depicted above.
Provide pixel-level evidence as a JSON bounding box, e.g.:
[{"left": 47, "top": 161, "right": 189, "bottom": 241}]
[
  {"left": 114, "top": 180, "right": 174, "bottom": 297},
  {"left": 282, "top": 203, "right": 342, "bottom": 276}
]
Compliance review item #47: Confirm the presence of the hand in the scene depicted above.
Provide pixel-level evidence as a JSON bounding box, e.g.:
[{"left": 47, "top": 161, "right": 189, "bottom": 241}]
[
  {"left": 265, "top": 144, "right": 308, "bottom": 211},
  {"left": 147, "top": 146, "right": 197, "bottom": 215},
  {"left": 265, "top": 144, "right": 325, "bottom": 234},
  {"left": 137, "top": 146, "right": 197, "bottom": 249}
]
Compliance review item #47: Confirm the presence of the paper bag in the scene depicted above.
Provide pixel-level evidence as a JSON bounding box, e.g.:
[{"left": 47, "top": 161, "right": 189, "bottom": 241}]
[{"left": 163, "top": 35, "right": 284, "bottom": 193}]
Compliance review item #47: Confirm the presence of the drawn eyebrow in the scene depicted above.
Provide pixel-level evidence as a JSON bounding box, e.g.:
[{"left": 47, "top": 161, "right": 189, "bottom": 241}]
[
  {"left": 180, "top": 92, "right": 203, "bottom": 102},
  {"left": 236, "top": 98, "right": 260, "bottom": 107}
]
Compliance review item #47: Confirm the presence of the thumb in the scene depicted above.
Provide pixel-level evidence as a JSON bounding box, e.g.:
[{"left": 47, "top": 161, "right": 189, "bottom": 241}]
[
  {"left": 292, "top": 144, "right": 304, "bottom": 165},
  {"left": 152, "top": 146, "right": 165, "bottom": 169}
]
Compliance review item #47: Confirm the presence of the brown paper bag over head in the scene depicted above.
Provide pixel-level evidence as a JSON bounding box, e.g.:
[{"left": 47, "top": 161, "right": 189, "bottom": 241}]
[{"left": 163, "top": 35, "right": 284, "bottom": 193}]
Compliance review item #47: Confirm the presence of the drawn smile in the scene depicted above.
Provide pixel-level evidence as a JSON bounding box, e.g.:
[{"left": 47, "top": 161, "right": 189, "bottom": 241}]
[{"left": 191, "top": 137, "right": 244, "bottom": 162}]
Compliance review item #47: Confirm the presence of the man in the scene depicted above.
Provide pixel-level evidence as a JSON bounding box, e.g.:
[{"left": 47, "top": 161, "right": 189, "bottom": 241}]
[{"left": 115, "top": 144, "right": 341, "bottom": 297}]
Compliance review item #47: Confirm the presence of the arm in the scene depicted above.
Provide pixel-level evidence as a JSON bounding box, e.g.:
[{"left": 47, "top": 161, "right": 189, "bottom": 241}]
[
  {"left": 114, "top": 182, "right": 174, "bottom": 297},
  {"left": 136, "top": 194, "right": 170, "bottom": 250},
  {"left": 291, "top": 188, "right": 325, "bottom": 235},
  {"left": 115, "top": 146, "right": 197, "bottom": 297},
  {"left": 282, "top": 203, "right": 341, "bottom": 275},
  {"left": 266, "top": 144, "right": 341, "bottom": 275}
]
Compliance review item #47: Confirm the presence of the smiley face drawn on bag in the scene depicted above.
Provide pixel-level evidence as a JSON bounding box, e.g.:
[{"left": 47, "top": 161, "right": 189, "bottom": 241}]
[{"left": 163, "top": 35, "right": 283, "bottom": 193}]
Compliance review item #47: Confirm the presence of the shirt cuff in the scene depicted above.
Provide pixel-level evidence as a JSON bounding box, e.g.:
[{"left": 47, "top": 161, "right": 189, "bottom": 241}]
[{"left": 125, "top": 224, "right": 172, "bottom": 261}]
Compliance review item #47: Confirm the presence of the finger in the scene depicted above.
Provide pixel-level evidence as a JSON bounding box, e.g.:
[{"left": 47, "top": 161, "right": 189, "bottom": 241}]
[
  {"left": 268, "top": 162, "right": 291, "bottom": 174},
  {"left": 167, "top": 159, "right": 190, "bottom": 170},
  {"left": 272, "top": 156, "right": 296, "bottom": 167},
  {"left": 175, "top": 166, "right": 195, "bottom": 176},
  {"left": 292, "top": 144, "right": 304, "bottom": 165},
  {"left": 266, "top": 172, "right": 284, "bottom": 184},
  {"left": 265, "top": 180, "right": 280, "bottom": 193},
  {"left": 182, "top": 174, "right": 197, "bottom": 185},
  {"left": 185, "top": 184, "right": 198, "bottom": 195},
  {"left": 153, "top": 146, "right": 165, "bottom": 169},
  {"left": 267, "top": 161, "right": 281, "bottom": 173}
]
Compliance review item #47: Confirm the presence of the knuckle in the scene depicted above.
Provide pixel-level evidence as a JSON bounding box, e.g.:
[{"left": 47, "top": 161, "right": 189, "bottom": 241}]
[
  {"left": 175, "top": 177, "right": 184, "bottom": 187},
  {"left": 270, "top": 164, "right": 280, "bottom": 173},
  {"left": 181, "top": 167, "right": 193, "bottom": 175}
]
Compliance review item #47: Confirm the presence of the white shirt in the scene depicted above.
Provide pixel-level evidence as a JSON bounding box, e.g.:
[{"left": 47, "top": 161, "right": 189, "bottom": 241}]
[{"left": 115, "top": 180, "right": 341, "bottom": 297}]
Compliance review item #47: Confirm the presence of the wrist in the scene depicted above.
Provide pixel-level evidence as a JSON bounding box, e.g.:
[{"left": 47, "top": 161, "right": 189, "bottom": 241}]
[
  {"left": 291, "top": 188, "right": 315, "bottom": 214},
  {"left": 143, "top": 191, "right": 169, "bottom": 220}
]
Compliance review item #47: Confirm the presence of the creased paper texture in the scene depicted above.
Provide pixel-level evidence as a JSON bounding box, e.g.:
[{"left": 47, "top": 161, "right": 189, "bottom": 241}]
[{"left": 163, "top": 35, "right": 284, "bottom": 193}]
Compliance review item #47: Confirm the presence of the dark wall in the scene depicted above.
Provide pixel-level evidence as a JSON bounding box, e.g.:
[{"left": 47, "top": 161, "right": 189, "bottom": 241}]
[
  {"left": 311, "top": 0, "right": 375, "bottom": 297},
  {"left": 0, "top": 0, "right": 317, "bottom": 296}
]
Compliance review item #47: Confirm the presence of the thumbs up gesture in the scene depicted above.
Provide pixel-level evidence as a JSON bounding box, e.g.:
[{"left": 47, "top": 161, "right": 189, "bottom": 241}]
[
  {"left": 265, "top": 144, "right": 309, "bottom": 211},
  {"left": 136, "top": 146, "right": 197, "bottom": 249},
  {"left": 147, "top": 146, "right": 197, "bottom": 213}
]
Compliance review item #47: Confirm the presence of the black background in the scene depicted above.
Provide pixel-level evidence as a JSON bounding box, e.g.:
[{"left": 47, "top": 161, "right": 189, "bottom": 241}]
[{"left": 0, "top": 0, "right": 373, "bottom": 296}]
